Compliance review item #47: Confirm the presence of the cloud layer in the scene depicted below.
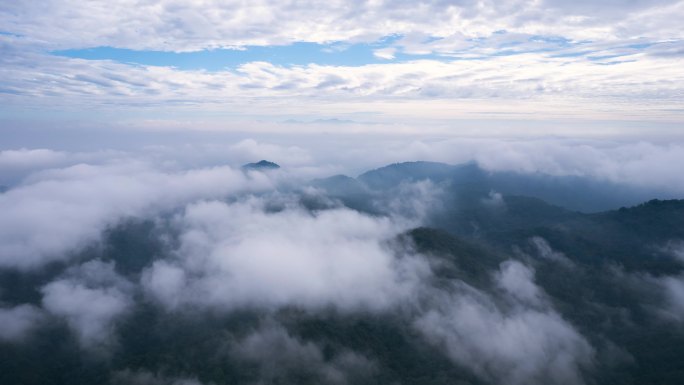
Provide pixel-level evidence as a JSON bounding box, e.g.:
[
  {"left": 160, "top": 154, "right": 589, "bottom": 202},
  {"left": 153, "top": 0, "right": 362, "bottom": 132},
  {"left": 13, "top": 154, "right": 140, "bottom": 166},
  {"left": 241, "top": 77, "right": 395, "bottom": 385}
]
[
  {"left": 2, "top": 1, "right": 682, "bottom": 51},
  {"left": 1, "top": 1, "right": 682, "bottom": 134},
  {"left": 0, "top": 160, "right": 273, "bottom": 269}
]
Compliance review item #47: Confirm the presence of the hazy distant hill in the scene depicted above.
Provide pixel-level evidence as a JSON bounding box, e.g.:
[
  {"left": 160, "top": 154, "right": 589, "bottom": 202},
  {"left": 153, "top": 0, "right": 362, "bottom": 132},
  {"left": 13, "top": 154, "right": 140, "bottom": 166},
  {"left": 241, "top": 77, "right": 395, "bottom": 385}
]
[{"left": 356, "top": 161, "right": 670, "bottom": 212}]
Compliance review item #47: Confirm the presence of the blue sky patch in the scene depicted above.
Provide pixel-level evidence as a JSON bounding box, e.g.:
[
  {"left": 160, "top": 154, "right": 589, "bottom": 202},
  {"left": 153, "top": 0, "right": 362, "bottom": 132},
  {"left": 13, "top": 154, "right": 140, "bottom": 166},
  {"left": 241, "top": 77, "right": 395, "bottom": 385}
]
[
  {"left": 53, "top": 41, "right": 397, "bottom": 70},
  {"left": 48, "top": 32, "right": 631, "bottom": 70}
]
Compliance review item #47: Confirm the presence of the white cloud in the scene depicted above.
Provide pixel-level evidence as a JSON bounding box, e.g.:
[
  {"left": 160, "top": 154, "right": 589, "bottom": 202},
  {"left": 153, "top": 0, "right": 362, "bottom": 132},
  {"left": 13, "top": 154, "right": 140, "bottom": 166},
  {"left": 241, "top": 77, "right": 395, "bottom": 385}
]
[
  {"left": 415, "top": 260, "right": 594, "bottom": 385},
  {"left": 0, "top": 148, "right": 69, "bottom": 169},
  {"left": 339, "top": 138, "right": 684, "bottom": 194},
  {"left": 0, "top": 160, "right": 272, "bottom": 270},
  {"left": 4, "top": 47, "right": 682, "bottom": 108},
  {"left": 529, "top": 237, "right": 575, "bottom": 267},
  {"left": 495, "top": 260, "right": 544, "bottom": 305},
  {"left": 0, "top": 1, "right": 681, "bottom": 138},
  {"left": 41, "top": 260, "right": 133, "bottom": 349},
  {"left": 1, "top": 1, "right": 681, "bottom": 52},
  {"left": 142, "top": 197, "right": 430, "bottom": 312},
  {"left": 1, "top": 32, "right": 682, "bottom": 131},
  {"left": 373, "top": 47, "right": 396, "bottom": 60},
  {"left": 0, "top": 148, "right": 125, "bottom": 186},
  {"left": 2, "top": 137, "right": 683, "bottom": 273}
]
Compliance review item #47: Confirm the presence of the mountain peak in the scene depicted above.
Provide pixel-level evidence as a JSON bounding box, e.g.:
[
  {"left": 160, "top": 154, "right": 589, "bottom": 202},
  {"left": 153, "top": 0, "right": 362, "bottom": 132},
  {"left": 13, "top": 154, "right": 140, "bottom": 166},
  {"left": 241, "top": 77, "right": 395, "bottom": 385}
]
[{"left": 241, "top": 160, "right": 280, "bottom": 170}]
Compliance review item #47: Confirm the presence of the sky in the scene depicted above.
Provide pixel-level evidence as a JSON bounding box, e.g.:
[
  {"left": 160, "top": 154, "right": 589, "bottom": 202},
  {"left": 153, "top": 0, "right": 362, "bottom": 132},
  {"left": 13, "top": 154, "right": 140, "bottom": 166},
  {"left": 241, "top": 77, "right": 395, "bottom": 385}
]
[{"left": 1, "top": 0, "right": 683, "bottom": 142}]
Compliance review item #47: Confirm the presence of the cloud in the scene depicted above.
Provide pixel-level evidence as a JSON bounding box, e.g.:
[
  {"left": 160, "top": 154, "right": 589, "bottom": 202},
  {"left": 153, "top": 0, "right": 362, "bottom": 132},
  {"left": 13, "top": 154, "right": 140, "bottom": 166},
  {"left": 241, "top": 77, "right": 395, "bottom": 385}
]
[
  {"left": 663, "top": 240, "right": 684, "bottom": 264},
  {"left": 644, "top": 260, "right": 684, "bottom": 323},
  {"left": 603, "top": 263, "right": 684, "bottom": 325},
  {"left": 481, "top": 190, "right": 505, "bottom": 209},
  {"left": 495, "top": 260, "right": 544, "bottom": 305},
  {"left": 0, "top": 304, "right": 44, "bottom": 342},
  {"left": 4, "top": 136, "right": 684, "bottom": 273},
  {"left": 373, "top": 47, "right": 396, "bottom": 60},
  {"left": 337, "top": 138, "right": 684, "bottom": 194},
  {"left": 375, "top": 179, "right": 445, "bottom": 221},
  {"left": 4, "top": 135, "right": 684, "bottom": 271},
  {"left": 130, "top": 186, "right": 595, "bottom": 385},
  {"left": 0, "top": 148, "right": 125, "bottom": 186},
  {"left": 0, "top": 148, "right": 620, "bottom": 383},
  {"left": 41, "top": 260, "right": 133, "bottom": 349},
  {"left": 1, "top": 1, "right": 681, "bottom": 52},
  {"left": 0, "top": 2, "right": 682, "bottom": 139},
  {"left": 415, "top": 260, "right": 594, "bottom": 385},
  {"left": 1, "top": 34, "right": 682, "bottom": 132},
  {"left": 658, "top": 275, "right": 684, "bottom": 321},
  {"left": 529, "top": 237, "right": 575, "bottom": 267},
  {"left": 229, "top": 320, "right": 376, "bottom": 384},
  {"left": 0, "top": 148, "right": 69, "bottom": 170},
  {"left": 0, "top": 161, "right": 272, "bottom": 270},
  {"left": 142, "top": 196, "right": 430, "bottom": 312},
  {"left": 111, "top": 369, "right": 207, "bottom": 385}
]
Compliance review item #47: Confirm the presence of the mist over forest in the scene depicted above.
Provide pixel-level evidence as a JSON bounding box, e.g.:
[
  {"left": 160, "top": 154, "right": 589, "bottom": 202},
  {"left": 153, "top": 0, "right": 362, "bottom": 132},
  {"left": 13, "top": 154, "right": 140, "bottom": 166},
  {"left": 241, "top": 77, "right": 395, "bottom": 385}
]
[{"left": 1, "top": 139, "right": 684, "bottom": 385}]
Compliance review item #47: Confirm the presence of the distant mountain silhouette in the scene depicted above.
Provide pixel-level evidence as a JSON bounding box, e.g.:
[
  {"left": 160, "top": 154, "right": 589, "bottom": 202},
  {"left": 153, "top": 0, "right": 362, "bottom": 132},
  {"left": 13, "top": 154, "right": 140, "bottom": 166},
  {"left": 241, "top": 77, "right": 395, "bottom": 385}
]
[
  {"left": 353, "top": 161, "right": 672, "bottom": 212},
  {"left": 241, "top": 160, "right": 280, "bottom": 170}
]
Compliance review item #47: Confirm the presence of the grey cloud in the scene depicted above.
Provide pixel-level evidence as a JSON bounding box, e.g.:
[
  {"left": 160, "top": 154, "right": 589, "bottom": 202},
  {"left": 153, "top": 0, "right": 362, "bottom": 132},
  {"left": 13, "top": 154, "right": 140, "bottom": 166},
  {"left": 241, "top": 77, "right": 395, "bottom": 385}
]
[
  {"left": 374, "top": 179, "right": 445, "bottom": 222},
  {"left": 662, "top": 240, "right": 684, "bottom": 264},
  {"left": 0, "top": 304, "right": 44, "bottom": 342},
  {"left": 540, "top": 0, "right": 680, "bottom": 15},
  {"left": 529, "top": 237, "right": 575, "bottom": 267},
  {"left": 111, "top": 369, "right": 207, "bottom": 385},
  {"left": 481, "top": 190, "right": 505, "bottom": 209},
  {"left": 230, "top": 320, "right": 375, "bottom": 384},
  {"left": 638, "top": 256, "right": 684, "bottom": 323},
  {"left": 315, "top": 74, "right": 348, "bottom": 89},
  {"left": 659, "top": 275, "right": 684, "bottom": 321}
]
